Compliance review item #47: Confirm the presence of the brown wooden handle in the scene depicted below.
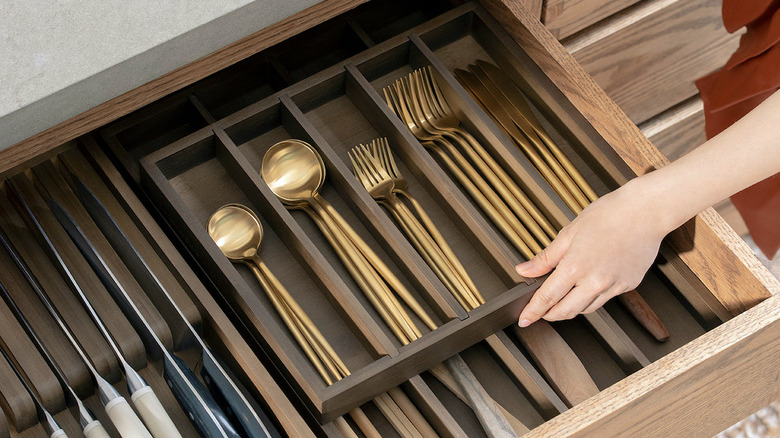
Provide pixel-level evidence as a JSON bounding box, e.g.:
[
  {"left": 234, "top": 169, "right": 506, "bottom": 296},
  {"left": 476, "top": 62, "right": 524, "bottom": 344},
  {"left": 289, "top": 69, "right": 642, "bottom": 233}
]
[
  {"left": 514, "top": 321, "right": 599, "bottom": 407},
  {"left": 618, "top": 290, "right": 670, "bottom": 342}
]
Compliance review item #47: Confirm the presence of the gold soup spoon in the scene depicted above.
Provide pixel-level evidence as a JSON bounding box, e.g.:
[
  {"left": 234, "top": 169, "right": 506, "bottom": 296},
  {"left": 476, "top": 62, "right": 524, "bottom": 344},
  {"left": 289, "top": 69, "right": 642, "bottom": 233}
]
[
  {"left": 208, "top": 204, "right": 435, "bottom": 438},
  {"left": 260, "top": 139, "right": 437, "bottom": 335}
]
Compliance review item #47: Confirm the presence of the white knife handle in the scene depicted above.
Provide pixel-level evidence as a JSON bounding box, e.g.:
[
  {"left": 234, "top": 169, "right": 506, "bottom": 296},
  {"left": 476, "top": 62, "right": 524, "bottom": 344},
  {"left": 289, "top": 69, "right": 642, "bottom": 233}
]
[
  {"left": 132, "top": 386, "right": 182, "bottom": 438},
  {"left": 50, "top": 430, "right": 68, "bottom": 438},
  {"left": 83, "top": 420, "right": 111, "bottom": 438},
  {"left": 105, "top": 397, "right": 153, "bottom": 438}
]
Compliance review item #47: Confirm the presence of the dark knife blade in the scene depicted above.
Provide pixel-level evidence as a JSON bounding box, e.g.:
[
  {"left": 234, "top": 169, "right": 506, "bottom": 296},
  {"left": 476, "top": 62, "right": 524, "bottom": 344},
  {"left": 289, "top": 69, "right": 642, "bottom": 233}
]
[
  {"left": 48, "top": 198, "right": 241, "bottom": 438},
  {"left": 67, "top": 176, "right": 277, "bottom": 438}
]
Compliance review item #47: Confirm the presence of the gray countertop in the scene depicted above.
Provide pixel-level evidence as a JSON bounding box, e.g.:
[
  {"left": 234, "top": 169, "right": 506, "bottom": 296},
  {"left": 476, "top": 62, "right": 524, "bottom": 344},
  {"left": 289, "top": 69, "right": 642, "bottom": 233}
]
[{"left": 0, "top": 0, "right": 320, "bottom": 151}]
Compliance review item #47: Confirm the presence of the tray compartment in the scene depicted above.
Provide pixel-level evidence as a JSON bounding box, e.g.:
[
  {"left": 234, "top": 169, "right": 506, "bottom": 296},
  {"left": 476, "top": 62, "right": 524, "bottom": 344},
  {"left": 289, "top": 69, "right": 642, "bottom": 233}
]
[{"left": 225, "top": 96, "right": 463, "bottom": 328}]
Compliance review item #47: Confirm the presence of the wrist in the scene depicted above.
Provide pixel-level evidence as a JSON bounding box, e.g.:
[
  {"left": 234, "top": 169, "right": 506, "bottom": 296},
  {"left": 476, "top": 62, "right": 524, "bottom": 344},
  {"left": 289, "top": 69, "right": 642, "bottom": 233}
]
[{"left": 620, "top": 174, "right": 683, "bottom": 238}]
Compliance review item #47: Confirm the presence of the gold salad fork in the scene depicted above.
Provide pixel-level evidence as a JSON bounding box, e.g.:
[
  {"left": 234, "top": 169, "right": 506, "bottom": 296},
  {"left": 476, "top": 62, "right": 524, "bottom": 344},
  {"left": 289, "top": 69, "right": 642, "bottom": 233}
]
[{"left": 349, "top": 139, "right": 481, "bottom": 309}]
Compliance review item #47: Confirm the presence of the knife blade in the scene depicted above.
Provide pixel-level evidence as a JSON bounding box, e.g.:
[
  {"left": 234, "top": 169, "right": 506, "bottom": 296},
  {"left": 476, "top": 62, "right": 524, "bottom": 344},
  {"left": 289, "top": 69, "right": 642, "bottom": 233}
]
[
  {"left": 66, "top": 170, "right": 278, "bottom": 438},
  {"left": 48, "top": 198, "right": 244, "bottom": 438}
]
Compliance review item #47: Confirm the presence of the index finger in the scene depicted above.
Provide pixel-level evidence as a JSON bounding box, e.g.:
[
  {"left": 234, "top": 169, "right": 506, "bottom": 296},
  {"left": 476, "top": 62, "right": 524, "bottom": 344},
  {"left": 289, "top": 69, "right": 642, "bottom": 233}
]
[{"left": 518, "top": 267, "right": 576, "bottom": 327}]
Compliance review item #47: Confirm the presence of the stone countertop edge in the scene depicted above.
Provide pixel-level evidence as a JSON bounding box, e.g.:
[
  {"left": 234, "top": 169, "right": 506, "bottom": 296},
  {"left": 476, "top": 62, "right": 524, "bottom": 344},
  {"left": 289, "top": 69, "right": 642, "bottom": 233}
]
[{"left": 0, "top": 0, "right": 320, "bottom": 152}]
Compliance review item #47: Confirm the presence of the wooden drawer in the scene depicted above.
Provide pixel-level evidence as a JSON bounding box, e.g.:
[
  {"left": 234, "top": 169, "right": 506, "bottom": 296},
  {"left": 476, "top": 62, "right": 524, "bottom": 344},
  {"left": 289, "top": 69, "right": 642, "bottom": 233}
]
[
  {"left": 543, "top": 0, "right": 640, "bottom": 39},
  {"left": 563, "top": 0, "right": 741, "bottom": 124},
  {"left": 0, "top": 0, "right": 778, "bottom": 436}
]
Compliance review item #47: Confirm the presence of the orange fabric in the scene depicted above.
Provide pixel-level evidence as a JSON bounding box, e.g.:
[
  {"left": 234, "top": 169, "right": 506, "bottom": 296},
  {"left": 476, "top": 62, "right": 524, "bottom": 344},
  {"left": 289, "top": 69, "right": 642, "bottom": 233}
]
[{"left": 695, "top": 0, "right": 780, "bottom": 258}]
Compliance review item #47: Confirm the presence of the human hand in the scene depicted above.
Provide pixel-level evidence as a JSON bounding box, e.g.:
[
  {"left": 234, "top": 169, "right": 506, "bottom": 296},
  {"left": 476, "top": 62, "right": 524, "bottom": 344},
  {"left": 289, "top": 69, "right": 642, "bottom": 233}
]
[{"left": 516, "top": 180, "right": 669, "bottom": 327}]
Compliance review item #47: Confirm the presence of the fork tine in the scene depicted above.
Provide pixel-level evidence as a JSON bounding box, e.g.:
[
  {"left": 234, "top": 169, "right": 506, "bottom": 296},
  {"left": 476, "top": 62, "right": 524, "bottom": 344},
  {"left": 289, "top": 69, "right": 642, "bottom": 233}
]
[
  {"left": 381, "top": 138, "right": 402, "bottom": 179},
  {"left": 356, "top": 145, "right": 380, "bottom": 186},
  {"left": 420, "top": 68, "right": 445, "bottom": 118},
  {"left": 348, "top": 148, "right": 371, "bottom": 190},
  {"left": 359, "top": 144, "right": 389, "bottom": 181},
  {"left": 426, "top": 66, "right": 453, "bottom": 115},
  {"left": 413, "top": 69, "right": 438, "bottom": 121}
]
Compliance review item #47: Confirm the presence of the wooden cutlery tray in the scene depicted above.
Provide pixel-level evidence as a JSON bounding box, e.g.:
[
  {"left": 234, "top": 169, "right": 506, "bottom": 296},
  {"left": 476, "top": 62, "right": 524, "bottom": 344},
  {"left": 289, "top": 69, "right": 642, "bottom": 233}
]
[{"left": 1, "top": 0, "right": 778, "bottom": 436}]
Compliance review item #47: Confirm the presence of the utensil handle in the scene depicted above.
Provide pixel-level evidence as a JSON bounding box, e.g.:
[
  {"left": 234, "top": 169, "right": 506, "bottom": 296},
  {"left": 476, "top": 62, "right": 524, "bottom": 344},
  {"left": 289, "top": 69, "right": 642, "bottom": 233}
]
[
  {"left": 513, "top": 322, "right": 599, "bottom": 406},
  {"left": 314, "top": 194, "right": 438, "bottom": 332},
  {"left": 307, "top": 203, "right": 419, "bottom": 342},
  {"left": 105, "top": 397, "right": 153, "bottom": 438},
  {"left": 432, "top": 358, "right": 519, "bottom": 437},
  {"left": 83, "top": 420, "right": 111, "bottom": 438},
  {"left": 618, "top": 291, "right": 670, "bottom": 342},
  {"left": 50, "top": 430, "right": 68, "bottom": 438},
  {"left": 333, "top": 416, "right": 360, "bottom": 438},
  {"left": 386, "top": 387, "right": 438, "bottom": 438},
  {"left": 429, "top": 142, "right": 535, "bottom": 259},
  {"left": 163, "top": 353, "right": 240, "bottom": 438},
  {"left": 387, "top": 198, "right": 473, "bottom": 310},
  {"left": 372, "top": 393, "right": 421, "bottom": 438},
  {"left": 448, "top": 129, "right": 555, "bottom": 243},
  {"left": 131, "top": 386, "right": 183, "bottom": 438},
  {"left": 396, "top": 191, "right": 484, "bottom": 306}
]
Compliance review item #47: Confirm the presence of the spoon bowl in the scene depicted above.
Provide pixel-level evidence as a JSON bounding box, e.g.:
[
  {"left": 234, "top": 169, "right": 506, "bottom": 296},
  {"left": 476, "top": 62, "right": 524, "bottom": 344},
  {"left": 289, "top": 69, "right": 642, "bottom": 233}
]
[
  {"left": 207, "top": 204, "right": 264, "bottom": 261},
  {"left": 261, "top": 140, "right": 325, "bottom": 204}
]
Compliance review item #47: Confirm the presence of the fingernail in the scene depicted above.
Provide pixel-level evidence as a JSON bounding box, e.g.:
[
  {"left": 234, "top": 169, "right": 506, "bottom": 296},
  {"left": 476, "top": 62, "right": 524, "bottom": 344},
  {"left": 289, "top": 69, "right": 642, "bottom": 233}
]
[
  {"left": 516, "top": 261, "right": 531, "bottom": 273},
  {"left": 518, "top": 318, "right": 531, "bottom": 328}
]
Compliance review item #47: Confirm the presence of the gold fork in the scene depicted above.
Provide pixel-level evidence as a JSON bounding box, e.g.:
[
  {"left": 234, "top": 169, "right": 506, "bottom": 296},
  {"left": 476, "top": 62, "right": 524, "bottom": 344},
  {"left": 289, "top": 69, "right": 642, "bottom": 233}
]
[
  {"left": 349, "top": 142, "right": 479, "bottom": 309},
  {"left": 410, "top": 67, "right": 556, "bottom": 244},
  {"left": 384, "top": 81, "right": 538, "bottom": 259},
  {"left": 367, "top": 138, "right": 484, "bottom": 307}
]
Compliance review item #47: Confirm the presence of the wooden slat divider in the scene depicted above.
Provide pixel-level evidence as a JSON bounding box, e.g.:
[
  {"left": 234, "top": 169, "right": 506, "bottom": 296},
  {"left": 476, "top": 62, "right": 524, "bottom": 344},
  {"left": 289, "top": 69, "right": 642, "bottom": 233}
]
[
  {"left": 31, "top": 161, "right": 175, "bottom": 356},
  {"left": 279, "top": 93, "right": 464, "bottom": 323},
  {"left": 0, "top": 189, "right": 122, "bottom": 391},
  {"left": 57, "top": 148, "right": 202, "bottom": 350},
  {"left": 81, "top": 136, "right": 315, "bottom": 437},
  {"left": 5, "top": 174, "right": 148, "bottom": 371},
  {"left": 403, "top": 375, "right": 470, "bottom": 437},
  {"left": 188, "top": 94, "right": 218, "bottom": 125},
  {"left": 0, "top": 306, "right": 45, "bottom": 431}
]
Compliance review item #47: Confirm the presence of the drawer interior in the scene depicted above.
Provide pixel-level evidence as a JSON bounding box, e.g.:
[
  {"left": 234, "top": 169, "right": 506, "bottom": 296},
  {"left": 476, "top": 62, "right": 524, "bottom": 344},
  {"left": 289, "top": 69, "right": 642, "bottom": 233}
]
[{"left": 1, "top": 0, "right": 771, "bottom": 436}]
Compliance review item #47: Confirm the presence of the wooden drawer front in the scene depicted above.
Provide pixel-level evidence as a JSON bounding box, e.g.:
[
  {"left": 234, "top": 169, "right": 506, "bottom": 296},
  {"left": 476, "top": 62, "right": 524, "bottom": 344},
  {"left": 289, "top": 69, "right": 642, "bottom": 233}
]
[
  {"left": 543, "top": 0, "right": 640, "bottom": 39},
  {"left": 565, "top": 0, "right": 740, "bottom": 124},
  {"left": 640, "top": 97, "right": 748, "bottom": 237}
]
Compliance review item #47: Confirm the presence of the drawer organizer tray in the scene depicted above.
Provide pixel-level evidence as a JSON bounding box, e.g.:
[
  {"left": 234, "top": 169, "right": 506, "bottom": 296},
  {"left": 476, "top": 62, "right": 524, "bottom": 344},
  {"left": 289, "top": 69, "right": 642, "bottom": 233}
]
[{"left": 1, "top": 0, "right": 776, "bottom": 436}]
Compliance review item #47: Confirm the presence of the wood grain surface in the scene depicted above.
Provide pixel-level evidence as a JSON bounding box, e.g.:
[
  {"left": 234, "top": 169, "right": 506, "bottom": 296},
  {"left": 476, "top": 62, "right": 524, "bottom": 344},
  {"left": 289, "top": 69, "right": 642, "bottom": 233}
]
[
  {"left": 478, "top": 0, "right": 779, "bottom": 313},
  {"left": 524, "top": 293, "right": 780, "bottom": 438},
  {"left": 543, "top": 0, "right": 639, "bottom": 39},
  {"left": 564, "top": 0, "right": 741, "bottom": 124},
  {"left": 640, "top": 96, "right": 706, "bottom": 162}
]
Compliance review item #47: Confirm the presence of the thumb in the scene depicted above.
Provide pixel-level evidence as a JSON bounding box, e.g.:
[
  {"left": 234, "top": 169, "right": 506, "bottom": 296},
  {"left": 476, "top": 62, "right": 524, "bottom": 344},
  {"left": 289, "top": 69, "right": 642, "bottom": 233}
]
[{"left": 516, "top": 237, "right": 567, "bottom": 277}]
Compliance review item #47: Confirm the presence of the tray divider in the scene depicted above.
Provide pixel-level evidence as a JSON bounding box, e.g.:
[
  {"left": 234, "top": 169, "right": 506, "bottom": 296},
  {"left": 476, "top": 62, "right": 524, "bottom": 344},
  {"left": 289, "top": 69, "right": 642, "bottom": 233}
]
[
  {"left": 344, "top": 63, "right": 523, "bottom": 287},
  {"left": 138, "top": 147, "right": 330, "bottom": 412},
  {"left": 211, "top": 126, "right": 399, "bottom": 358},
  {"left": 346, "top": 18, "right": 377, "bottom": 48},
  {"left": 278, "top": 94, "right": 465, "bottom": 323},
  {"left": 187, "top": 94, "right": 217, "bottom": 124},
  {"left": 407, "top": 34, "right": 574, "bottom": 230},
  {"left": 485, "top": 331, "right": 567, "bottom": 417},
  {"left": 403, "top": 375, "right": 471, "bottom": 437}
]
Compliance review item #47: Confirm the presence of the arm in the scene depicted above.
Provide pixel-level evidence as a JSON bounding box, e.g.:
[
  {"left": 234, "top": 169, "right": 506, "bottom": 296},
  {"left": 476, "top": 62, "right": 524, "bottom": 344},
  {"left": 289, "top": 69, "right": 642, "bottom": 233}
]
[{"left": 517, "top": 90, "right": 780, "bottom": 327}]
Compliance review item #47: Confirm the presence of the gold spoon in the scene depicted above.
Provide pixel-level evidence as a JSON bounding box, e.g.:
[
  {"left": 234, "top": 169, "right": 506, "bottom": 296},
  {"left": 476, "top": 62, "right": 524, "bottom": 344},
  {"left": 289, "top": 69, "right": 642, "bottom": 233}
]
[
  {"left": 208, "top": 204, "right": 432, "bottom": 438},
  {"left": 261, "top": 139, "right": 437, "bottom": 332}
]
